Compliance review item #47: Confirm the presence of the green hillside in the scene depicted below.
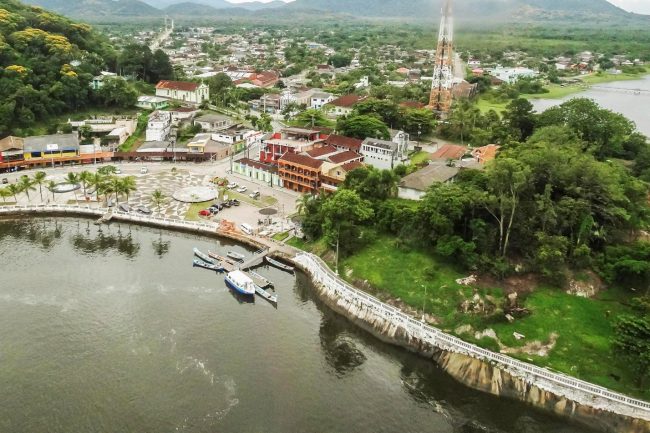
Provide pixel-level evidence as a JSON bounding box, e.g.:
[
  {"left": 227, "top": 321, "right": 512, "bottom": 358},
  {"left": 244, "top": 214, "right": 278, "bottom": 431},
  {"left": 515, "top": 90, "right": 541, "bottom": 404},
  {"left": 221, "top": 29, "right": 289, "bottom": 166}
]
[{"left": 0, "top": 0, "right": 116, "bottom": 136}]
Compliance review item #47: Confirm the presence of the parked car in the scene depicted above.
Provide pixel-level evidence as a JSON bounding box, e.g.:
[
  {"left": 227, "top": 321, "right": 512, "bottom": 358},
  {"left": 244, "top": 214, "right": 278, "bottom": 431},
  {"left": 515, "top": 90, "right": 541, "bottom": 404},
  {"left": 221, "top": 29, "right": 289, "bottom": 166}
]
[
  {"left": 237, "top": 186, "right": 247, "bottom": 193},
  {"left": 140, "top": 167, "right": 148, "bottom": 174},
  {"left": 1, "top": 178, "right": 8, "bottom": 184},
  {"left": 232, "top": 199, "right": 240, "bottom": 206},
  {"left": 227, "top": 182, "right": 238, "bottom": 189},
  {"left": 136, "top": 205, "right": 152, "bottom": 215},
  {"left": 199, "top": 209, "right": 211, "bottom": 217},
  {"left": 222, "top": 201, "right": 231, "bottom": 208},
  {"left": 249, "top": 191, "right": 260, "bottom": 199},
  {"left": 115, "top": 168, "right": 122, "bottom": 174}
]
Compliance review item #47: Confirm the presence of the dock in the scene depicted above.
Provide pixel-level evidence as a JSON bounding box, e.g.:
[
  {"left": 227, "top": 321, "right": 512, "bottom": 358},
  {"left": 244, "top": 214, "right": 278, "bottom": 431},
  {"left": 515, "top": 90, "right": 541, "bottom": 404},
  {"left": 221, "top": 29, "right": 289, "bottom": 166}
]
[{"left": 239, "top": 247, "right": 272, "bottom": 270}]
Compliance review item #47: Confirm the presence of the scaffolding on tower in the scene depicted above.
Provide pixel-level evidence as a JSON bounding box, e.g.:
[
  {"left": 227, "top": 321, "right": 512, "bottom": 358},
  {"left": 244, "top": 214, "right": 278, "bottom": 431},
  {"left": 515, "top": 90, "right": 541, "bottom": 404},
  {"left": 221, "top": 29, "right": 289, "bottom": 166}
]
[{"left": 428, "top": 0, "right": 455, "bottom": 115}]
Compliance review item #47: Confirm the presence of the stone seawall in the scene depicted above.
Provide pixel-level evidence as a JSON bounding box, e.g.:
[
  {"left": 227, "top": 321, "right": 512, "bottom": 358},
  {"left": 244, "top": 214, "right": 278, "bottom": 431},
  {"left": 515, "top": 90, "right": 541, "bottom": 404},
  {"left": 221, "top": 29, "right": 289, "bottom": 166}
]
[{"left": 292, "top": 253, "right": 650, "bottom": 433}]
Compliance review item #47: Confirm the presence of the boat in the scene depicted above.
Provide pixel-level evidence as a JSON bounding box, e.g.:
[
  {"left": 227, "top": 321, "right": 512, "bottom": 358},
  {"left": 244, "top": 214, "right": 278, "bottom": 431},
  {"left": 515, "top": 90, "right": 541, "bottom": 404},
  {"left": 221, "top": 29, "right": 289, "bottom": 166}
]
[
  {"left": 118, "top": 203, "right": 130, "bottom": 213},
  {"left": 224, "top": 270, "right": 256, "bottom": 296},
  {"left": 227, "top": 251, "right": 246, "bottom": 261},
  {"left": 208, "top": 250, "right": 235, "bottom": 264},
  {"left": 193, "top": 247, "right": 216, "bottom": 264},
  {"left": 265, "top": 256, "right": 294, "bottom": 273},
  {"left": 193, "top": 259, "right": 224, "bottom": 272},
  {"left": 255, "top": 284, "right": 278, "bottom": 305}
]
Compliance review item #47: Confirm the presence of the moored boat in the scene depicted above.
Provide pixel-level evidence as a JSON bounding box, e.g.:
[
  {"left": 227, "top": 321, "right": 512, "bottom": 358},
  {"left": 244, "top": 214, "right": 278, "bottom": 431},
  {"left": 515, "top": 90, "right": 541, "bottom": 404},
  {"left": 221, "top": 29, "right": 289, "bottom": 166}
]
[
  {"left": 193, "top": 259, "right": 224, "bottom": 272},
  {"left": 227, "top": 251, "right": 246, "bottom": 261},
  {"left": 193, "top": 247, "right": 216, "bottom": 264},
  {"left": 265, "top": 256, "right": 294, "bottom": 273},
  {"left": 208, "top": 250, "right": 235, "bottom": 264},
  {"left": 224, "top": 270, "right": 256, "bottom": 296}
]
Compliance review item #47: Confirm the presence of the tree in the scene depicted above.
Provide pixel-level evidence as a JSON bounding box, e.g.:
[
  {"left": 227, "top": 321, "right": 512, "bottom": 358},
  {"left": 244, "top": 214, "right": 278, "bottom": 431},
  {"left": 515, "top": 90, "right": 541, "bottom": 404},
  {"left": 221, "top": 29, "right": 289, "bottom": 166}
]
[
  {"left": 399, "top": 108, "right": 437, "bottom": 137},
  {"left": 320, "top": 189, "right": 374, "bottom": 255},
  {"left": 328, "top": 53, "right": 353, "bottom": 68},
  {"left": 65, "top": 172, "right": 80, "bottom": 202},
  {"left": 18, "top": 175, "right": 34, "bottom": 201},
  {"left": 482, "top": 158, "right": 530, "bottom": 257},
  {"left": 342, "top": 166, "right": 398, "bottom": 201},
  {"left": 95, "top": 78, "right": 137, "bottom": 108},
  {"left": 78, "top": 125, "right": 93, "bottom": 144},
  {"left": 151, "top": 189, "right": 166, "bottom": 213},
  {"left": 46, "top": 180, "right": 57, "bottom": 202},
  {"left": 207, "top": 73, "right": 233, "bottom": 98},
  {"left": 257, "top": 113, "right": 273, "bottom": 133},
  {"left": 503, "top": 98, "right": 536, "bottom": 141},
  {"left": 150, "top": 49, "right": 173, "bottom": 82},
  {"left": 292, "top": 109, "right": 332, "bottom": 128},
  {"left": 78, "top": 170, "right": 92, "bottom": 197},
  {"left": 613, "top": 316, "right": 650, "bottom": 387},
  {"left": 337, "top": 114, "right": 390, "bottom": 140},
  {"left": 32, "top": 171, "right": 47, "bottom": 202},
  {"left": 120, "top": 176, "right": 137, "bottom": 202},
  {"left": 6, "top": 183, "right": 20, "bottom": 203},
  {"left": 0, "top": 187, "right": 11, "bottom": 203}
]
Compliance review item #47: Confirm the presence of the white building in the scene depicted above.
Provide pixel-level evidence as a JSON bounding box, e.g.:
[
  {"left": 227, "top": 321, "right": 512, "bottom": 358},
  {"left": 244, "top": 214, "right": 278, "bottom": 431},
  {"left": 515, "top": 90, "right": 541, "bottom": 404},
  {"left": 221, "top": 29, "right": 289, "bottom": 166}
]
[
  {"left": 155, "top": 80, "right": 209, "bottom": 104},
  {"left": 145, "top": 111, "right": 172, "bottom": 142},
  {"left": 310, "top": 91, "right": 334, "bottom": 109},
  {"left": 360, "top": 134, "right": 410, "bottom": 171},
  {"left": 489, "top": 67, "right": 538, "bottom": 84}
]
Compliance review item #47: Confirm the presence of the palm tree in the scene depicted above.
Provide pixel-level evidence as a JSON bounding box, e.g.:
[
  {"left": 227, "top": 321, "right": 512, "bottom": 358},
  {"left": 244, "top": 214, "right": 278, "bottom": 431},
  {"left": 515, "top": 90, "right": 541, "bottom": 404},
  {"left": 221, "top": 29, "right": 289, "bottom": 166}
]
[
  {"left": 296, "top": 194, "right": 312, "bottom": 216},
  {"left": 87, "top": 172, "right": 105, "bottom": 202},
  {"left": 0, "top": 187, "right": 11, "bottom": 203},
  {"left": 6, "top": 183, "right": 20, "bottom": 202},
  {"left": 78, "top": 170, "right": 92, "bottom": 197},
  {"left": 32, "top": 171, "right": 47, "bottom": 202},
  {"left": 46, "top": 181, "right": 57, "bottom": 202},
  {"left": 151, "top": 189, "right": 166, "bottom": 213},
  {"left": 109, "top": 176, "right": 122, "bottom": 204},
  {"left": 120, "top": 176, "right": 137, "bottom": 202},
  {"left": 18, "top": 176, "right": 35, "bottom": 201},
  {"left": 65, "top": 172, "right": 80, "bottom": 203}
]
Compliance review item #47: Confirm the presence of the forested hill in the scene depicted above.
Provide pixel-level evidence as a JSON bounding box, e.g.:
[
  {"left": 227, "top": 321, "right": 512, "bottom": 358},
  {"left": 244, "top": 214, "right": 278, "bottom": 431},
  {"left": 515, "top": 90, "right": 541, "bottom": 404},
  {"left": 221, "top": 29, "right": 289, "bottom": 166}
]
[{"left": 0, "top": 0, "right": 116, "bottom": 136}]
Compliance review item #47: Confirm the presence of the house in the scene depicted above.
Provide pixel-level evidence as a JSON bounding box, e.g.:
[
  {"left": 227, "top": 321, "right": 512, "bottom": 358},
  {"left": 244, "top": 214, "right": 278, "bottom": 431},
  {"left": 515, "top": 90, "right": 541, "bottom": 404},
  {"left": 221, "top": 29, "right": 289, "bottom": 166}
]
[
  {"left": 23, "top": 134, "right": 79, "bottom": 160},
  {"left": 259, "top": 128, "right": 327, "bottom": 163},
  {"left": 472, "top": 144, "right": 500, "bottom": 164},
  {"left": 431, "top": 144, "right": 468, "bottom": 161},
  {"left": 137, "top": 95, "right": 170, "bottom": 111},
  {"left": 360, "top": 137, "right": 409, "bottom": 170},
  {"left": 398, "top": 162, "right": 460, "bottom": 200},
  {"left": 90, "top": 72, "right": 120, "bottom": 90},
  {"left": 193, "top": 114, "right": 233, "bottom": 132},
  {"left": 320, "top": 161, "right": 364, "bottom": 193},
  {"left": 327, "top": 150, "right": 364, "bottom": 165},
  {"left": 232, "top": 158, "right": 282, "bottom": 187},
  {"left": 0, "top": 136, "right": 24, "bottom": 163},
  {"left": 327, "top": 95, "right": 367, "bottom": 117},
  {"left": 310, "top": 92, "right": 334, "bottom": 109},
  {"left": 137, "top": 140, "right": 172, "bottom": 153},
  {"left": 250, "top": 93, "right": 282, "bottom": 113},
  {"left": 278, "top": 152, "right": 324, "bottom": 194},
  {"left": 396, "top": 67, "right": 410, "bottom": 75},
  {"left": 186, "top": 133, "right": 232, "bottom": 160},
  {"left": 324, "top": 134, "right": 363, "bottom": 153},
  {"left": 165, "top": 106, "right": 199, "bottom": 123},
  {"left": 489, "top": 67, "right": 538, "bottom": 84},
  {"left": 452, "top": 81, "right": 479, "bottom": 99},
  {"left": 250, "top": 71, "right": 280, "bottom": 88},
  {"left": 146, "top": 111, "right": 172, "bottom": 142},
  {"left": 155, "top": 80, "right": 209, "bottom": 104}
]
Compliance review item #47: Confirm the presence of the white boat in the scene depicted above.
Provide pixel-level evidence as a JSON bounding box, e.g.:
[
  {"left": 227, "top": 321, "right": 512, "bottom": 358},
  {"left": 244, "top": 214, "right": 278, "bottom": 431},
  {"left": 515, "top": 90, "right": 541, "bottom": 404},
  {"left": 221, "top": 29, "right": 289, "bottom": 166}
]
[
  {"left": 227, "top": 251, "right": 246, "bottom": 261},
  {"left": 224, "top": 270, "right": 255, "bottom": 296}
]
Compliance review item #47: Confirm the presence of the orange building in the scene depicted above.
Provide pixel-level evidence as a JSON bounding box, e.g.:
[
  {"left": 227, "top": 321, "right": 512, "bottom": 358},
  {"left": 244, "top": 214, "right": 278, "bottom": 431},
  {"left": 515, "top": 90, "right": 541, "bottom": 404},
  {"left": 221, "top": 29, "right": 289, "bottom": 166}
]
[{"left": 278, "top": 152, "right": 324, "bottom": 194}]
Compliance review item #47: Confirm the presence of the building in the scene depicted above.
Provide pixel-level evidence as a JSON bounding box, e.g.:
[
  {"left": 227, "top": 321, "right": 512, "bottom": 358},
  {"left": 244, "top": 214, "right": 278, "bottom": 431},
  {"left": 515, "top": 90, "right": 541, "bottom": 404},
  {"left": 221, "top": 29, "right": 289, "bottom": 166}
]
[
  {"left": 90, "top": 72, "right": 120, "bottom": 90},
  {"left": 164, "top": 106, "right": 199, "bottom": 123},
  {"left": 310, "top": 92, "right": 334, "bottom": 109},
  {"left": 472, "top": 144, "right": 500, "bottom": 164},
  {"left": 259, "top": 128, "right": 327, "bottom": 163},
  {"left": 250, "top": 71, "right": 280, "bottom": 88},
  {"left": 23, "top": 134, "right": 79, "bottom": 160},
  {"left": 136, "top": 96, "right": 170, "bottom": 111},
  {"left": 232, "top": 158, "right": 282, "bottom": 187},
  {"left": 186, "top": 133, "right": 232, "bottom": 160},
  {"left": 146, "top": 111, "right": 172, "bottom": 142},
  {"left": 0, "top": 136, "right": 24, "bottom": 163},
  {"left": 193, "top": 114, "right": 233, "bottom": 132},
  {"left": 320, "top": 161, "right": 364, "bottom": 193},
  {"left": 327, "top": 95, "right": 367, "bottom": 117},
  {"left": 278, "top": 152, "right": 324, "bottom": 194},
  {"left": 155, "top": 80, "right": 209, "bottom": 104},
  {"left": 489, "top": 67, "right": 538, "bottom": 84},
  {"left": 324, "top": 134, "right": 363, "bottom": 153},
  {"left": 431, "top": 144, "right": 468, "bottom": 161},
  {"left": 398, "top": 162, "right": 460, "bottom": 201},
  {"left": 360, "top": 136, "right": 409, "bottom": 170}
]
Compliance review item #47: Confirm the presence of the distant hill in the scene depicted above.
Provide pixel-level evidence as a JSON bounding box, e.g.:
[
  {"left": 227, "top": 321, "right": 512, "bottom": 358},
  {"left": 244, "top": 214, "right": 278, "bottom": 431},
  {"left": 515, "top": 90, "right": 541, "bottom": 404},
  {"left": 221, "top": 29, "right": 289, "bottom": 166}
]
[{"left": 21, "top": 0, "right": 163, "bottom": 18}]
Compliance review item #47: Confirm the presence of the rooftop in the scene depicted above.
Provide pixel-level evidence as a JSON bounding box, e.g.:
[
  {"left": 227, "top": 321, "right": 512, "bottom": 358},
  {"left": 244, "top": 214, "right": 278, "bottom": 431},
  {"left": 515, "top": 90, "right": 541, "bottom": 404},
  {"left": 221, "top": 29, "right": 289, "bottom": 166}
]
[
  {"left": 306, "top": 145, "right": 338, "bottom": 158},
  {"left": 431, "top": 144, "right": 468, "bottom": 160},
  {"left": 328, "top": 150, "right": 362, "bottom": 164},
  {"left": 279, "top": 152, "right": 324, "bottom": 170},
  {"left": 362, "top": 138, "right": 397, "bottom": 151},
  {"left": 325, "top": 134, "right": 363, "bottom": 152},
  {"left": 24, "top": 134, "right": 79, "bottom": 152},
  {"left": 400, "top": 162, "right": 459, "bottom": 191},
  {"left": 156, "top": 80, "right": 201, "bottom": 92},
  {"left": 329, "top": 94, "right": 366, "bottom": 108}
]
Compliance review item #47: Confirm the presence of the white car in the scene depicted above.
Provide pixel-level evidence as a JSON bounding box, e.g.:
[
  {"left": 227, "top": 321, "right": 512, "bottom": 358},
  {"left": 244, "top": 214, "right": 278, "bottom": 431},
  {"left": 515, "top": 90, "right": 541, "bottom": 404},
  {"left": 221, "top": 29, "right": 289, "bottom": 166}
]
[
  {"left": 227, "top": 182, "right": 238, "bottom": 189},
  {"left": 114, "top": 168, "right": 122, "bottom": 174},
  {"left": 249, "top": 191, "right": 260, "bottom": 199},
  {"left": 140, "top": 167, "right": 148, "bottom": 174},
  {"left": 237, "top": 186, "right": 247, "bottom": 193}
]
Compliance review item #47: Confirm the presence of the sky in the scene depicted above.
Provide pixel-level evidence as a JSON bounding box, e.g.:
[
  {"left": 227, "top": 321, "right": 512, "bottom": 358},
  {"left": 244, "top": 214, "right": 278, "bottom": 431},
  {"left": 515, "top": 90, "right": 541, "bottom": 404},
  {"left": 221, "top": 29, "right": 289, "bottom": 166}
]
[{"left": 224, "top": 0, "right": 650, "bottom": 14}]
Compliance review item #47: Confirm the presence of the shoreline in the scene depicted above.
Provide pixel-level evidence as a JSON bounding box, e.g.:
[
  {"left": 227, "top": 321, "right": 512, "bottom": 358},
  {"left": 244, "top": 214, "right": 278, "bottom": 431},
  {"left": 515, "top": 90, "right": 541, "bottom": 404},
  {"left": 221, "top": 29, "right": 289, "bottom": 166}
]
[{"left": 2, "top": 205, "right": 649, "bottom": 433}]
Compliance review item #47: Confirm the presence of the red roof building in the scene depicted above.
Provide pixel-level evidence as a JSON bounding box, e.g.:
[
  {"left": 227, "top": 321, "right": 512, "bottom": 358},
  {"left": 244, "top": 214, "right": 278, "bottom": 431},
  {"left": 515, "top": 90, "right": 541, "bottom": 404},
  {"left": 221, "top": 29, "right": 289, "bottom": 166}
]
[
  {"left": 155, "top": 80, "right": 209, "bottom": 104},
  {"left": 431, "top": 144, "right": 468, "bottom": 161},
  {"left": 278, "top": 152, "right": 324, "bottom": 194},
  {"left": 324, "top": 134, "right": 363, "bottom": 153}
]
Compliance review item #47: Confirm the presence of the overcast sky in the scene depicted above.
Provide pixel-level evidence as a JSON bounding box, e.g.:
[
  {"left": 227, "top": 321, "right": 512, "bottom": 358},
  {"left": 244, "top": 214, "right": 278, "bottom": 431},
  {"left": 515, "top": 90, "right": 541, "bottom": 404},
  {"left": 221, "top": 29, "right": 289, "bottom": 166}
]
[{"left": 225, "top": 0, "right": 650, "bottom": 15}]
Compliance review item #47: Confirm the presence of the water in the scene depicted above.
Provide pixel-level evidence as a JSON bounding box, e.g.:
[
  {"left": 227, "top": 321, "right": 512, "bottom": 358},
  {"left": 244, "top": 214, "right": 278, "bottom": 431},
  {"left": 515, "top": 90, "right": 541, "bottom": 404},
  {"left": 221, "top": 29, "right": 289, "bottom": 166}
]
[
  {"left": 531, "top": 75, "right": 650, "bottom": 136},
  {"left": 0, "top": 218, "right": 596, "bottom": 433}
]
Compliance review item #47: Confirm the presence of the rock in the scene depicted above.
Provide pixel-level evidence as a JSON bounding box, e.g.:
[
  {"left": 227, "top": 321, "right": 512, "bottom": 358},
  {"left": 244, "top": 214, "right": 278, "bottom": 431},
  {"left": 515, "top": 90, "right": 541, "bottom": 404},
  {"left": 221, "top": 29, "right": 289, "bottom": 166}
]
[
  {"left": 513, "top": 332, "right": 526, "bottom": 340},
  {"left": 475, "top": 328, "right": 499, "bottom": 341},
  {"left": 455, "top": 275, "right": 477, "bottom": 286},
  {"left": 505, "top": 313, "right": 515, "bottom": 323},
  {"left": 455, "top": 324, "right": 474, "bottom": 335}
]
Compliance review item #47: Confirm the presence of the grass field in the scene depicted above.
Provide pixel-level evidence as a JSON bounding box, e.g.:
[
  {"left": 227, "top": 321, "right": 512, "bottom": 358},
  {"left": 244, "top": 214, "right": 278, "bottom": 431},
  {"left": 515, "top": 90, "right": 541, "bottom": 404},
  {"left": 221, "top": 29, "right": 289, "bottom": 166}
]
[
  {"left": 292, "top": 234, "right": 648, "bottom": 400},
  {"left": 476, "top": 97, "right": 509, "bottom": 114},
  {"left": 184, "top": 201, "right": 211, "bottom": 221},
  {"left": 410, "top": 151, "right": 431, "bottom": 165}
]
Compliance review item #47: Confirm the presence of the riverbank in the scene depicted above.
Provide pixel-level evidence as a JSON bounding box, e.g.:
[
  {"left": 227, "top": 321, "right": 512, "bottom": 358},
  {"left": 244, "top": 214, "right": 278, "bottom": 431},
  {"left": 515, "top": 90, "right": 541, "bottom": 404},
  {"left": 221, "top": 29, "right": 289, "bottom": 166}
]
[{"left": 2, "top": 205, "right": 649, "bottom": 433}]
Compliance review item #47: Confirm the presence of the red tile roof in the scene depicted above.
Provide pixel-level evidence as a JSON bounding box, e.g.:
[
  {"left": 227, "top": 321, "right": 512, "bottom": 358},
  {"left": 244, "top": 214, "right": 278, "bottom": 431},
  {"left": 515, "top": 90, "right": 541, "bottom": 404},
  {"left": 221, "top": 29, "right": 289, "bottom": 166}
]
[
  {"left": 329, "top": 94, "right": 365, "bottom": 108},
  {"left": 472, "top": 144, "right": 500, "bottom": 163},
  {"left": 279, "top": 152, "right": 324, "bottom": 170},
  {"left": 341, "top": 161, "right": 364, "bottom": 172},
  {"left": 306, "top": 145, "right": 338, "bottom": 158},
  {"left": 324, "top": 134, "right": 363, "bottom": 152},
  {"left": 156, "top": 80, "right": 200, "bottom": 92},
  {"left": 431, "top": 144, "right": 468, "bottom": 160},
  {"left": 328, "top": 150, "right": 362, "bottom": 164}
]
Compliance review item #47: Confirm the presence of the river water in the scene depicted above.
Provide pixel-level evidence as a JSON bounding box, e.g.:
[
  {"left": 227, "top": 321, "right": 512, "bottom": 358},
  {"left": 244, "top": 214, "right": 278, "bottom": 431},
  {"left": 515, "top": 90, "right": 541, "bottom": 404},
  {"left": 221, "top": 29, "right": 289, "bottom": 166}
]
[
  {"left": 0, "top": 218, "right": 596, "bottom": 433},
  {"left": 531, "top": 75, "right": 650, "bottom": 137}
]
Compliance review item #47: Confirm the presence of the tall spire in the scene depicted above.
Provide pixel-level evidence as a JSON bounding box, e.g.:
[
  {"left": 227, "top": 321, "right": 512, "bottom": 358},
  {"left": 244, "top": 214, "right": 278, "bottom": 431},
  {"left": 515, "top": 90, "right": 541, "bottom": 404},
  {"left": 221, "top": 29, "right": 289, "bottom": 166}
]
[{"left": 428, "top": 0, "right": 455, "bottom": 115}]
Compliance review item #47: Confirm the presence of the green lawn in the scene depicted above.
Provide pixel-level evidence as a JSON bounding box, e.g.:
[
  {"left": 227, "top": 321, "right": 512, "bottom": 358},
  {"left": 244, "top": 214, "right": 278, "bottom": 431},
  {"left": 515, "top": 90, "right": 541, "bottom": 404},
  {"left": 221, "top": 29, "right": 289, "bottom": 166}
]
[
  {"left": 184, "top": 201, "right": 212, "bottom": 221},
  {"left": 526, "top": 73, "right": 649, "bottom": 101},
  {"left": 293, "top": 235, "right": 648, "bottom": 400},
  {"left": 272, "top": 231, "right": 291, "bottom": 242},
  {"left": 476, "top": 97, "right": 509, "bottom": 114},
  {"left": 410, "top": 151, "right": 431, "bottom": 165}
]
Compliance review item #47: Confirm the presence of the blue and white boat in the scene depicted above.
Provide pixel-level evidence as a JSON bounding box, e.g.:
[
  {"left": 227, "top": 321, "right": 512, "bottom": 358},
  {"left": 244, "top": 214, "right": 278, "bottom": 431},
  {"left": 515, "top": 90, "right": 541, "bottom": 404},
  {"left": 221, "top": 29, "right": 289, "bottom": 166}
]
[
  {"left": 224, "top": 270, "right": 256, "bottom": 297},
  {"left": 193, "top": 247, "right": 216, "bottom": 264},
  {"left": 193, "top": 259, "right": 224, "bottom": 272}
]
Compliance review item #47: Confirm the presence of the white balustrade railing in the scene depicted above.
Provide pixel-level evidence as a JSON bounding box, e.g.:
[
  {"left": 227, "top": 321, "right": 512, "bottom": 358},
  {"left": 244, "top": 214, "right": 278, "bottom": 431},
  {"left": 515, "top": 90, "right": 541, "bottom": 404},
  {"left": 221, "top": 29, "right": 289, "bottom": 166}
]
[{"left": 294, "top": 252, "right": 650, "bottom": 419}]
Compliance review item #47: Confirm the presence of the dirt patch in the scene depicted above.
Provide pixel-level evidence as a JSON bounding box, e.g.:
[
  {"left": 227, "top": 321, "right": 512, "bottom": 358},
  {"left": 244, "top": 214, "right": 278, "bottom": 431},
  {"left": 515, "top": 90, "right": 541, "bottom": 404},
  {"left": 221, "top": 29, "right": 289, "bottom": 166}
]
[
  {"left": 500, "top": 332, "right": 559, "bottom": 357},
  {"left": 566, "top": 270, "right": 604, "bottom": 299},
  {"left": 475, "top": 272, "right": 542, "bottom": 295}
]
